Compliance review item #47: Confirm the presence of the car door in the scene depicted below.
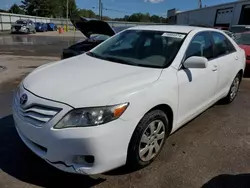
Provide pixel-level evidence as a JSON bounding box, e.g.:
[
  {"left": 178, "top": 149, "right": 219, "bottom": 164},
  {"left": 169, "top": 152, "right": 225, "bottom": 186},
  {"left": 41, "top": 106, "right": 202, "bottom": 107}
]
[
  {"left": 211, "top": 31, "right": 239, "bottom": 97},
  {"left": 176, "top": 31, "right": 219, "bottom": 127}
]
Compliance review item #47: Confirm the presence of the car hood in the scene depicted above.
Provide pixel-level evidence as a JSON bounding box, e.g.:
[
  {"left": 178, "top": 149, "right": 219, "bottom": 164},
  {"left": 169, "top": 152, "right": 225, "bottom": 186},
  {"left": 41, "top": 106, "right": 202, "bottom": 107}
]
[
  {"left": 23, "top": 54, "right": 162, "bottom": 108},
  {"left": 12, "top": 24, "right": 27, "bottom": 26},
  {"left": 70, "top": 15, "right": 116, "bottom": 38},
  {"left": 239, "top": 44, "right": 250, "bottom": 55}
]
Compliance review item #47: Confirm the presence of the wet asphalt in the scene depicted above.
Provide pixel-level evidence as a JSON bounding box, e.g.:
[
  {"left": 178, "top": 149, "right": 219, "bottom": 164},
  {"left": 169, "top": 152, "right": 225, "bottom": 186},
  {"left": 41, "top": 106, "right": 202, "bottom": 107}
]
[
  {"left": 0, "top": 34, "right": 250, "bottom": 188},
  {"left": 0, "top": 33, "right": 81, "bottom": 57}
]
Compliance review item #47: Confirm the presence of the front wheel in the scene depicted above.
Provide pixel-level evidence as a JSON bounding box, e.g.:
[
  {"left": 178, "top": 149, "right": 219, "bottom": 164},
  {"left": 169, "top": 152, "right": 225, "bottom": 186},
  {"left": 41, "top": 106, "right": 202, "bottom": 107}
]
[
  {"left": 127, "top": 110, "right": 169, "bottom": 169},
  {"left": 222, "top": 73, "right": 241, "bottom": 104}
]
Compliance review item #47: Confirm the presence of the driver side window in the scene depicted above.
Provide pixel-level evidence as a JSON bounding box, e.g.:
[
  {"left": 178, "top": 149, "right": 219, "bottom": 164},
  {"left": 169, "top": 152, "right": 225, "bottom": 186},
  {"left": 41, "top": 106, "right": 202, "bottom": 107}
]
[{"left": 185, "top": 32, "right": 213, "bottom": 60}]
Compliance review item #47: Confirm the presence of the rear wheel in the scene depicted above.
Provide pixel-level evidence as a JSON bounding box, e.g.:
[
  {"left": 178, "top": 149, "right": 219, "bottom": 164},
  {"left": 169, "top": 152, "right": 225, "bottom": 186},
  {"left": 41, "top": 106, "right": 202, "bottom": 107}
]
[
  {"left": 127, "top": 110, "right": 169, "bottom": 168},
  {"left": 222, "top": 73, "right": 241, "bottom": 104}
]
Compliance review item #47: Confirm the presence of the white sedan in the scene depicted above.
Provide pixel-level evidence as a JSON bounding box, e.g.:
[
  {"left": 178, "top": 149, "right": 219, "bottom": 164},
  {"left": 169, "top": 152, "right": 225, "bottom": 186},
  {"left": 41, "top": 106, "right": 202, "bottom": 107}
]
[{"left": 12, "top": 25, "right": 246, "bottom": 175}]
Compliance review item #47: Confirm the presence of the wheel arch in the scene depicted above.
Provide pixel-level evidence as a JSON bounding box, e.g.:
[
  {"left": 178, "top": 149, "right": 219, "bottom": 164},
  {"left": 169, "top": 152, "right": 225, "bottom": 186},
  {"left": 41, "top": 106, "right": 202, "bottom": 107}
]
[
  {"left": 238, "top": 69, "right": 243, "bottom": 81},
  {"left": 147, "top": 104, "right": 174, "bottom": 134}
]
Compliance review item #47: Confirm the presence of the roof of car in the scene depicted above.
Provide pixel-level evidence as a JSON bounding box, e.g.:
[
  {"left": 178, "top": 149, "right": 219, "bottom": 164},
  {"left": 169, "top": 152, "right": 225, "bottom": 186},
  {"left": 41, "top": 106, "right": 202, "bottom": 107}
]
[{"left": 128, "top": 25, "right": 216, "bottom": 34}]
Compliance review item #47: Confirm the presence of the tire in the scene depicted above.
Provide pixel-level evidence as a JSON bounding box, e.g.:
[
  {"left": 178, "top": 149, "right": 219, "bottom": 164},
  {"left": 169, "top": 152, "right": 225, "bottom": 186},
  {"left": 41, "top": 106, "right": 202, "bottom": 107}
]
[
  {"left": 222, "top": 73, "right": 241, "bottom": 104},
  {"left": 127, "top": 110, "right": 169, "bottom": 169},
  {"left": 27, "top": 29, "right": 30, "bottom": 34}
]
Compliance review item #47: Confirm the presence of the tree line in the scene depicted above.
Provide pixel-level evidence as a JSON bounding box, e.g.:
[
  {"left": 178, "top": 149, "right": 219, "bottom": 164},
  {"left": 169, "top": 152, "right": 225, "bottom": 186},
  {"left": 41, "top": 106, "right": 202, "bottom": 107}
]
[{"left": 0, "top": 0, "right": 167, "bottom": 23}]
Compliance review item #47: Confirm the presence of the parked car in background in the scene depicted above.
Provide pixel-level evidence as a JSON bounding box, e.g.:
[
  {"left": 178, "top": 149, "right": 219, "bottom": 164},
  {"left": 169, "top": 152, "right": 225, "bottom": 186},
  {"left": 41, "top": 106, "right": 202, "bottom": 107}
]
[
  {"left": 214, "top": 26, "right": 229, "bottom": 31},
  {"left": 47, "top": 23, "right": 57, "bottom": 31},
  {"left": 13, "top": 25, "right": 245, "bottom": 175},
  {"left": 11, "top": 19, "right": 36, "bottom": 34},
  {"left": 223, "top": 30, "right": 236, "bottom": 41},
  {"left": 235, "top": 32, "right": 250, "bottom": 76},
  {"left": 229, "top": 25, "right": 250, "bottom": 33},
  {"left": 35, "top": 22, "right": 48, "bottom": 32},
  {"left": 62, "top": 16, "right": 129, "bottom": 59}
]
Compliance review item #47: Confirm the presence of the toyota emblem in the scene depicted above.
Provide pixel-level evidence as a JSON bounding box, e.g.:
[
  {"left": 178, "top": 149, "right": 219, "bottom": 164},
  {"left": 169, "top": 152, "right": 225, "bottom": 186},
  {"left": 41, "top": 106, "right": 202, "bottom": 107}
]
[{"left": 20, "top": 94, "right": 28, "bottom": 105}]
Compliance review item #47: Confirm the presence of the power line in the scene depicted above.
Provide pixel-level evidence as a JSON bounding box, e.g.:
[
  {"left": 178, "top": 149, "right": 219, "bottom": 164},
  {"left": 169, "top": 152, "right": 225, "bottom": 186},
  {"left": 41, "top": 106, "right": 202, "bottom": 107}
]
[{"left": 92, "top": 6, "right": 133, "bottom": 14}]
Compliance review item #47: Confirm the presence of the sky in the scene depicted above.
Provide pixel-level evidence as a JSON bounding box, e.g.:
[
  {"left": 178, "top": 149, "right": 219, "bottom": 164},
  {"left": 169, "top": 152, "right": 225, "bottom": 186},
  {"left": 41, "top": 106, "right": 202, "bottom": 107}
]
[{"left": 1, "top": 0, "right": 236, "bottom": 18}]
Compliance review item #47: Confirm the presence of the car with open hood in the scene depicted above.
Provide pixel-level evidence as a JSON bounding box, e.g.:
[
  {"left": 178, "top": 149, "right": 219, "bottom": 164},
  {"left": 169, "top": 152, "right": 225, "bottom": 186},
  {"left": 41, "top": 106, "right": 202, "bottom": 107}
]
[{"left": 62, "top": 16, "right": 129, "bottom": 59}]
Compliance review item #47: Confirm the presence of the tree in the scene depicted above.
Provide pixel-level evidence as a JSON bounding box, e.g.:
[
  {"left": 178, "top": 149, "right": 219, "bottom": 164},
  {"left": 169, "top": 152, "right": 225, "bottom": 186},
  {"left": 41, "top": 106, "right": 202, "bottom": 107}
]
[
  {"left": 78, "top": 9, "right": 97, "bottom": 18},
  {"left": 57, "top": 0, "right": 78, "bottom": 18},
  {"left": 20, "top": 0, "right": 75, "bottom": 18},
  {"left": 21, "top": 0, "right": 53, "bottom": 17},
  {"left": 9, "top": 4, "right": 25, "bottom": 14},
  {"left": 0, "top": 9, "right": 7, "bottom": 13}
]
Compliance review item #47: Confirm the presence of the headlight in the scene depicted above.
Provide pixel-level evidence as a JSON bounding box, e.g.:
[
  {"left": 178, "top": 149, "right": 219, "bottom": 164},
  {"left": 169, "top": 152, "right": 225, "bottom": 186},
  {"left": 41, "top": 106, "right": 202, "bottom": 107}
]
[{"left": 54, "top": 103, "right": 129, "bottom": 129}]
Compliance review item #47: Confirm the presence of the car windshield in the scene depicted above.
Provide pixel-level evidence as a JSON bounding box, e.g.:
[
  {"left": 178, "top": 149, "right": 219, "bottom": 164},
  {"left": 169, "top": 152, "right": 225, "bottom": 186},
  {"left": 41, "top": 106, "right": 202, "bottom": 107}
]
[
  {"left": 16, "top": 20, "right": 27, "bottom": 24},
  {"left": 88, "top": 29, "right": 186, "bottom": 68},
  {"left": 89, "top": 34, "right": 110, "bottom": 41},
  {"left": 235, "top": 32, "right": 250, "bottom": 45}
]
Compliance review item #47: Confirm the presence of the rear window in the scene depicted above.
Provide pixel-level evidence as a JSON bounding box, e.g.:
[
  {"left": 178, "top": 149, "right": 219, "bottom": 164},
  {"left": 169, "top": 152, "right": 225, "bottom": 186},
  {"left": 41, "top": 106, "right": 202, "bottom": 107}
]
[{"left": 235, "top": 32, "right": 250, "bottom": 45}]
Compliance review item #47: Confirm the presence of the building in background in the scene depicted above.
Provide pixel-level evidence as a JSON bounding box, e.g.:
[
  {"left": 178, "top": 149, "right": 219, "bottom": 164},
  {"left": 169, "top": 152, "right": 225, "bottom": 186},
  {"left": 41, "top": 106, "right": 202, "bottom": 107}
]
[{"left": 167, "top": 0, "right": 250, "bottom": 28}]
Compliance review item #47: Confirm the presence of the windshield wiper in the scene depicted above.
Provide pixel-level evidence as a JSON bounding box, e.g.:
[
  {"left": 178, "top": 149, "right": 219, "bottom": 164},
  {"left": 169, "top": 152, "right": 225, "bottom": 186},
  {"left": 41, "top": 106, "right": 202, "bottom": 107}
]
[{"left": 104, "top": 56, "right": 138, "bottom": 66}]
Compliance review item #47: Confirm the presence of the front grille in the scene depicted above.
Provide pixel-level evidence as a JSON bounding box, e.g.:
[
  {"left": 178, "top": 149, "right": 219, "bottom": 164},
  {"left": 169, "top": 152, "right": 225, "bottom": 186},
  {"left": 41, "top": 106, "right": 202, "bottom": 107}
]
[
  {"left": 14, "top": 95, "right": 61, "bottom": 127},
  {"left": 15, "top": 26, "right": 21, "bottom": 31}
]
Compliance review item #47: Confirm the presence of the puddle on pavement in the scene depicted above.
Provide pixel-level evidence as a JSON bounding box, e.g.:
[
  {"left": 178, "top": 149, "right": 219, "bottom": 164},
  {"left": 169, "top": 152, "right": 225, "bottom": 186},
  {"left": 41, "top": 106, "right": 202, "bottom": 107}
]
[{"left": 0, "top": 35, "right": 80, "bottom": 46}]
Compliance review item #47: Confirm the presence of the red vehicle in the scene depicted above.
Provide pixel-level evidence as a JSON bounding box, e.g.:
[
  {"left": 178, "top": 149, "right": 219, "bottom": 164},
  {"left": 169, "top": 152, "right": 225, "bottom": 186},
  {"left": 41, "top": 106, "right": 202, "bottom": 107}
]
[
  {"left": 235, "top": 32, "right": 250, "bottom": 76},
  {"left": 214, "top": 26, "right": 229, "bottom": 31}
]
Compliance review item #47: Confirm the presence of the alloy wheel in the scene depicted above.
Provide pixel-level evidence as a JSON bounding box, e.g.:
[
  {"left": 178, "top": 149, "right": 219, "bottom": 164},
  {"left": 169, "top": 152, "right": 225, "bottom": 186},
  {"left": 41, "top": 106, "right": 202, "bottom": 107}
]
[
  {"left": 230, "top": 76, "right": 240, "bottom": 101},
  {"left": 139, "top": 120, "right": 166, "bottom": 162}
]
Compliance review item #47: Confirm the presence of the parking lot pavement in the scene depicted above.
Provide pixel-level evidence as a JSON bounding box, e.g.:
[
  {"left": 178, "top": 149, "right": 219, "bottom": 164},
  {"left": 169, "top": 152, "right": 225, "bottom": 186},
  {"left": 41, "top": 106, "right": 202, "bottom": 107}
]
[
  {"left": 0, "top": 33, "right": 250, "bottom": 188},
  {"left": 30, "top": 30, "right": 84, "bottom": 37},
  {"left": 0, "top": 75, "right": 250, "bottom": 188},
  {"left": 0, "top": 34, "right": 82, "bottom": 57},
  {"left": 0, "top": 55, "right": 59, "bottom": 85}
]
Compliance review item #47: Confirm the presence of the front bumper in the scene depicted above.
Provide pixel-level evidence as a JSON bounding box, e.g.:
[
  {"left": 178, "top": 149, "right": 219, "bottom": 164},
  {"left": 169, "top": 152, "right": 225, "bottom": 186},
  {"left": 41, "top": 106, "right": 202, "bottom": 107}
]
[
  {"left": 13, "top": 86, "right": 138, "bottom": 175},
  {"left": 11, "top": 27, "right": 29, "bottom": 33}
]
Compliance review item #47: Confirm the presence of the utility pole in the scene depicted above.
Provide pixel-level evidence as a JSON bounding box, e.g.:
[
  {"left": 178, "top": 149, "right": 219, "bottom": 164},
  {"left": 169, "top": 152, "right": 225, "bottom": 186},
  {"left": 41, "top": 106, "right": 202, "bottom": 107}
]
[
  {"left": 99, "top": 0, "right": 102, "bottom": 20},
  {"left": 66, "top": 0, "right": 69, "bottom": 31},
  {"left": 198, "top": 0, "right": 202, "bottom": 8},
  {"left": 101, "top": 2, "right": 103, "bottom": 20}
]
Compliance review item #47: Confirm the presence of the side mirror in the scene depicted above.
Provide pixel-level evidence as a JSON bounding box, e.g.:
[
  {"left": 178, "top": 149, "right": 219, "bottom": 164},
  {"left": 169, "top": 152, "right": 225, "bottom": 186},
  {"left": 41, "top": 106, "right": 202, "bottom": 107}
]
[{"left": 183, "top": 56, "right": 208, "bottom": 69}]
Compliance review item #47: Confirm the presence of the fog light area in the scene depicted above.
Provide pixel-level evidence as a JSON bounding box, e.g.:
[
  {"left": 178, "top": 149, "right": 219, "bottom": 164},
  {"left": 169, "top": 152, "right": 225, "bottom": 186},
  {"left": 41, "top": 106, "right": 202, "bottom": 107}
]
[{"left": 73, "top": 155, "right": 95, "bottom": 165}]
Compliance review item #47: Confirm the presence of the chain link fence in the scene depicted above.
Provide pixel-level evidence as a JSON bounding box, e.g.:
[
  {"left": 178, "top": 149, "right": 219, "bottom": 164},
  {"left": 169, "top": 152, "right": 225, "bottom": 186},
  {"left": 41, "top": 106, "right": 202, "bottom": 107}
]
[{"left": 0, "top": 12, "right": 164, "bottom": 32}]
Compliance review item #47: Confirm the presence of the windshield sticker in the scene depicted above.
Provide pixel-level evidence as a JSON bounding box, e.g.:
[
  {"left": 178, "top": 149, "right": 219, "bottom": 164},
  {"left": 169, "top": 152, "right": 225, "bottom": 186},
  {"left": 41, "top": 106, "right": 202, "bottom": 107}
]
[{"left": 162, "top": 33, "right": 185, "bottom": 39}]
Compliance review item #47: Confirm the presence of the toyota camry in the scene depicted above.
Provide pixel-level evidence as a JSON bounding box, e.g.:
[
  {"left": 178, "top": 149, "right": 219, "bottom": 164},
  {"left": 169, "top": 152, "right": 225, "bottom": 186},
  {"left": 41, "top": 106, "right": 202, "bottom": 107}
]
[{"left": 13, "top": 25, "right": 246, "bottom": 175}]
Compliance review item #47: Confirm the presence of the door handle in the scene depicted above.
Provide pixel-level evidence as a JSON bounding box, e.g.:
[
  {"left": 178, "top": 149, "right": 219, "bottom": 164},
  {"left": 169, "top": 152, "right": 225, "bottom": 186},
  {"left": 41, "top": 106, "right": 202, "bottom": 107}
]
[
  {"left": 212, "top": 65, "right": 218, "bottom": 71},
  {"left": 235, "top": 56, "right": 239, "bottom": 60}
]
